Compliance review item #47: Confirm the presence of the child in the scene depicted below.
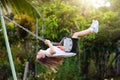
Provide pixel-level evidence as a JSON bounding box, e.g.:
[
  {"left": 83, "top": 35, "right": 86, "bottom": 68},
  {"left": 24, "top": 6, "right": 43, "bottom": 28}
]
[{"left": 36, "top": 20, "right": 99, "bottom": 72}]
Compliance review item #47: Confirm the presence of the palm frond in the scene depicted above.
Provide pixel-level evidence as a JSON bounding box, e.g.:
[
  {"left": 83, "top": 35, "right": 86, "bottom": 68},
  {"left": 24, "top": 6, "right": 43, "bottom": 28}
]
[{"left": 0, "top": 0, "right": 39, "bottom": 18}]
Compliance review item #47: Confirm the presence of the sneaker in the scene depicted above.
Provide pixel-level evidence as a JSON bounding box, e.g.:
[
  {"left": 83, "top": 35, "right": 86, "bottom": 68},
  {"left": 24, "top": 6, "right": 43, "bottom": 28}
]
[{"left": 90, "top": 20, "right": 99, "bottom": 33}]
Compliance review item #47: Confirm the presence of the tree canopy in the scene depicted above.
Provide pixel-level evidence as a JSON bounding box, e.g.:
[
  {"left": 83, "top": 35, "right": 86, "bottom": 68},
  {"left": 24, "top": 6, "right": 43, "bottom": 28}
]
[{"left": 0, "top": 0, "right": 120, "bottom": 80}]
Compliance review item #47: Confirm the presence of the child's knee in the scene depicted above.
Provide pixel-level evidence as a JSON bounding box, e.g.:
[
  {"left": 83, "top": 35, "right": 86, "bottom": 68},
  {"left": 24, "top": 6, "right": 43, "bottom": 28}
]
[{"left": 72, "top": 32, "right": 78, "bottom": 38}]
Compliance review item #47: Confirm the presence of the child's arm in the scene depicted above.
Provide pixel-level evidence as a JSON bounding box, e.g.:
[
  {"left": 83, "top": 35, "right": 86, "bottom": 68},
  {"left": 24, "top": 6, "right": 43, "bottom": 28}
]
[{"left": 44, "top": 40, "right": 56, "bottom": 55}]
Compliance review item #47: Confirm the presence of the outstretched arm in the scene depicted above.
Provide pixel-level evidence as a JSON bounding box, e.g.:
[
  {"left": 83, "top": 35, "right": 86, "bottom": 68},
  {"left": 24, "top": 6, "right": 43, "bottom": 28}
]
[{"left": 44, "top": 40, "right": 56, "bottom": 55}]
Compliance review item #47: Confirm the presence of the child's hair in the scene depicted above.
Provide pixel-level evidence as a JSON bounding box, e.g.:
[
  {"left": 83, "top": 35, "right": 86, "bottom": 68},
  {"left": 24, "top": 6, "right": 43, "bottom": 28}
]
[{"left": 37, "top": 56, "right": 64, "bottom": 73}]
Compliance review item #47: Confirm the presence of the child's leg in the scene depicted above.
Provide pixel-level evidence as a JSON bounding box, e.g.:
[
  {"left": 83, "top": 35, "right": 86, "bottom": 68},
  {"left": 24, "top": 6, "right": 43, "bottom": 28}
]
[
  {"left": 72, "top": 20, "right": 99, "bottom": 38},
  {"left": 72, "top": 28, "right": 92, "bottom": 38}
]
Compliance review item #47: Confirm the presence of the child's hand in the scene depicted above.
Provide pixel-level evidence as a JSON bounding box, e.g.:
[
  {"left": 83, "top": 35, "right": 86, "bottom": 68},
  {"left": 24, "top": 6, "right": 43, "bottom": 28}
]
[{"left": 44, "top": 39, "right": 51, "bottom": 45}]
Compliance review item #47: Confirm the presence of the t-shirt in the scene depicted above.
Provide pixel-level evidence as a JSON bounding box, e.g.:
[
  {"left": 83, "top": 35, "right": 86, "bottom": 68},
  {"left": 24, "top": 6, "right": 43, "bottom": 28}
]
[
  {"left": 44, "top": 46, "right": 76, "bottom": 57},
  {"left": 56, "top": 46, "right": 65, "bottom": 51},
  {"left": 44, "top": 46, "right": 65, "bottom": 57}
]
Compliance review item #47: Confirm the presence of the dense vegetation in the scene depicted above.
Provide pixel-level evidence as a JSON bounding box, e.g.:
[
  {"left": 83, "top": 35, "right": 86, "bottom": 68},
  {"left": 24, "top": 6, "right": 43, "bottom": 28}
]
[{"left": 0, "top": 0, "right": 120, "bottom": 80}]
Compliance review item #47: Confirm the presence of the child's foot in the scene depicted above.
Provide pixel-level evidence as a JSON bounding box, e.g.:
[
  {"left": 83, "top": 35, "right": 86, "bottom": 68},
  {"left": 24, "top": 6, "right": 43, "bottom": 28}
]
[{"left": 90, "top": 20, "right": 99, "bottom": 33}]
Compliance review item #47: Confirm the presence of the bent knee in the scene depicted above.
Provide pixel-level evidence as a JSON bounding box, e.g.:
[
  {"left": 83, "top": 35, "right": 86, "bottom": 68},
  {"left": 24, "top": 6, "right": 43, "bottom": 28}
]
[{"left": 72, "top": 32, "right": 78, "bottom": 38}]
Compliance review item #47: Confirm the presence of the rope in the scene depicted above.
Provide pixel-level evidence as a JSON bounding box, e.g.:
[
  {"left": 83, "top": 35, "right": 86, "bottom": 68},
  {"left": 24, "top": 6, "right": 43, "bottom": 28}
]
[
  {"left": 3, "top": 15, "right": 64, "bottom": 45},
  {"left": 3, "top": 15, "right": 45, "bottom": 42}
]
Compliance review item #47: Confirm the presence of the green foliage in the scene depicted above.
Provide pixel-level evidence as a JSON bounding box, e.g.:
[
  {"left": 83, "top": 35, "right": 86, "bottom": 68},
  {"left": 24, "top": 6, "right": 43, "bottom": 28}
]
[
  {"left": 102, "top": 11, "right": 116, "bottom": 21},
  {"left": 37, "top": 2, "right": 80, "bottom": 40},
  {"left": 17, "top": 14, "right": 35, "bottom": 39},
  {"left": 1, "top": 0, "right": 38, "bottom": 18},
  {"left": 0, "top": 0, "right": 120, "bottom": 80},
  {"left": 110, "top": 0, "right": 120, "bottom": 11}
]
